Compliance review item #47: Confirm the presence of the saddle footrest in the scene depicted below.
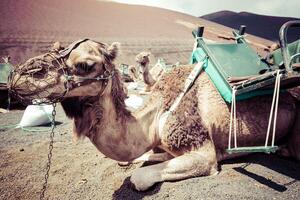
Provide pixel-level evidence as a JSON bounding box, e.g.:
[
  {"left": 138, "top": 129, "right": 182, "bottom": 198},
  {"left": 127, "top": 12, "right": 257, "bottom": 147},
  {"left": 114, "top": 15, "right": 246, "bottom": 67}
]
[{"left": 226, "top": 146, "right": 279, "bottom": 154}]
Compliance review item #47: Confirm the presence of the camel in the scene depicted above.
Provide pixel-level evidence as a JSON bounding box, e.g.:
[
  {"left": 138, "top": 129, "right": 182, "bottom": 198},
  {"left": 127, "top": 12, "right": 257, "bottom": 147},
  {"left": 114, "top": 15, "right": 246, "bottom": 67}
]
[
  {"left": 150, "top": 58, "right": 169, "bottom": 82},
  {"left": 128, "top": 52, "right": 156, "bottom": 92},
  {"left": 9, "top": 39, "right": 300, "bottom": 191},
  {"left": 127, "top": 52, "right": 166, "bottom": 93}
]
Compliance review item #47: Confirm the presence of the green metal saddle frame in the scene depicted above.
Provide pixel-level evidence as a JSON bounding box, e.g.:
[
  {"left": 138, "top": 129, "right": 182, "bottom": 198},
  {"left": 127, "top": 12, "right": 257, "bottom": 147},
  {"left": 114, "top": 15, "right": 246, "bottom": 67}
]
[
  {"left": 190, "top": 21, "right": 300, "bottom": 154},
  {"left": 190, "top": 26, "right": 300, "bottom": 103},
  {"left": 0, "top": 62, "right": 12, "bottom": 85}
]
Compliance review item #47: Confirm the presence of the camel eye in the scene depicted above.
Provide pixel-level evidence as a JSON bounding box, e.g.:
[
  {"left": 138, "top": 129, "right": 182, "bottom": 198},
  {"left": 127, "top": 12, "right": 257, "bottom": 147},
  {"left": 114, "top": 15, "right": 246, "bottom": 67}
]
[{"left": 75, "top": 62, "right": 94, "bottom": 72}]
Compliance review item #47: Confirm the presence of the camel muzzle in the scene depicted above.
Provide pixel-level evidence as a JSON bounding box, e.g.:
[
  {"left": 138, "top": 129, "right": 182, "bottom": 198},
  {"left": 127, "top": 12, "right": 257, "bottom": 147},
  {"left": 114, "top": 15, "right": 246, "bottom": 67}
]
[
  {"left": 8, "top": 52, "right": 69, "bottom": 105},
  {"left": 8, "top": 38, "right": 113, "bottom": 105},
  {"left": 8, "top": 39, "right": 92, "bottom": 105}
]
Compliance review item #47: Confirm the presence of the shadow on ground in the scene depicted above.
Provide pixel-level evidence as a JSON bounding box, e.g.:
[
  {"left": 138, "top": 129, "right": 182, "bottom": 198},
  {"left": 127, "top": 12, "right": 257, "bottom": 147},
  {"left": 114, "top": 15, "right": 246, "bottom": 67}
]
[
  {"left": 221, "top": 153, "right": 299, "bottom": 192},
  {"left": 112, "top": 177, "right": 162, "bottom": 200}
]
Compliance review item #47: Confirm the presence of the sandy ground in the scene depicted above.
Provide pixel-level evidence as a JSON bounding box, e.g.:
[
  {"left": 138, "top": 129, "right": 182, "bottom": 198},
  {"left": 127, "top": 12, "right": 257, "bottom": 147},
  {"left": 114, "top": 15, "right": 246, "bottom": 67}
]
[
  {"left": 0, "top": 105, "right": 299, "bottom": 200},
  {"left": 0, "top": 1, "right": 299, "bottom": 199}
]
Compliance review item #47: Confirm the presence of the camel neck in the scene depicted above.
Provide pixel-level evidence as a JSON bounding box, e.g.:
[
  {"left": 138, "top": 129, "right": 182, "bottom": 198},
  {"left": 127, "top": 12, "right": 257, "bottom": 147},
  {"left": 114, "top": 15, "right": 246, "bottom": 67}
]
[
  {"left": 91, "top": 94, "right": 159, "bottom": 162},
  {"left": 140, "top": 63, "right": 155, "bottom": 86}
]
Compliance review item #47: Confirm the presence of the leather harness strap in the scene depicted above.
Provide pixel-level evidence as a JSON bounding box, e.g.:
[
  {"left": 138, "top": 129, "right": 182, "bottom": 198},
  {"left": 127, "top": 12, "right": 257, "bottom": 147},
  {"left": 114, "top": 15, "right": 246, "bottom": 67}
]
[
  {"left": 58, "top": 39, "right": 90, "bottom": 58},
  {"left": 57, "top": 39, "right": 115, "bottom": 96},
  {"left": 157, "top": 60, "right": 206, "bottom": 137}
]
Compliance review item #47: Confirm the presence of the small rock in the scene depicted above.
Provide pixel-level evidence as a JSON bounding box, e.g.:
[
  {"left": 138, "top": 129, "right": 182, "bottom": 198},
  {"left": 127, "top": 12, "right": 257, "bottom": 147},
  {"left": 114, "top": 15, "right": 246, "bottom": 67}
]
[
  {"left": 19, "top": 148, "right": 24, "bottom": 152},
  {"left": 79, "top": 178, "right": 88, "bottom": 184}
]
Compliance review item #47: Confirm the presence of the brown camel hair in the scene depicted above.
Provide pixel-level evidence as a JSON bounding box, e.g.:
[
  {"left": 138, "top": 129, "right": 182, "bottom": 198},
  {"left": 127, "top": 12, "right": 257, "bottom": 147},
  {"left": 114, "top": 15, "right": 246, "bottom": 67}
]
[{"left": 61, "top": 69, "right": 133, "bottom": 141}]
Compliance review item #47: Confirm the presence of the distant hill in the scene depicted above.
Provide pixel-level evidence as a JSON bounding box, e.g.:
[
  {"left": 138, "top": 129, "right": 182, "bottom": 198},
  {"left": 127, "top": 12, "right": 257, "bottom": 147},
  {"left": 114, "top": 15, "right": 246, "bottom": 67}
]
[
  {"left": 201, "top": 11, "right": 300, "bottom": 42},
  {"left": 0, "top": 1, "right": 273, "bottom": 65}
]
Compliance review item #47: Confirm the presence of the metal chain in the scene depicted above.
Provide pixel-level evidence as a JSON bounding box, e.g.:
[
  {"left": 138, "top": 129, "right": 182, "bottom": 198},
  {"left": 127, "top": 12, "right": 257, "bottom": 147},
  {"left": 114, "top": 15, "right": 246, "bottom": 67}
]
[
  {"left": 39, "top": 103, "right": 57, "bottom": 200},
  {"left": 7, "top": 86, "right": 11, "bottom": 111},
  {"left": 7, "top": 69, "right": 13, "bottom": 112}
]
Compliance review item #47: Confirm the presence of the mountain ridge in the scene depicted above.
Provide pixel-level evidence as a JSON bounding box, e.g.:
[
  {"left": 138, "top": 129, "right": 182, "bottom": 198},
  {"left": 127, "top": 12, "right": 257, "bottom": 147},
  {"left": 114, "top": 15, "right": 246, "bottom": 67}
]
[{"left": 201, "top": 11, "right": 300, "bottom": 42}]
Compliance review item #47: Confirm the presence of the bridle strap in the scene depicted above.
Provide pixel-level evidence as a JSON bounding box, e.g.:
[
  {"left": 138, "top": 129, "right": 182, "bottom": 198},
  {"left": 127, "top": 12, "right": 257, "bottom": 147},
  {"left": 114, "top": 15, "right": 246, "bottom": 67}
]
[
  {"left": 55, "top": 38, "right": 115, "bottom": 95},
  {"left": 64, "top": 69, "right": 115, "bottom": 88},
  {"left": 58, "top": 38, "right": 106, "bottom": 58},
  {"left": 58, "top": 39, "right": 90, "bottom": 58}
]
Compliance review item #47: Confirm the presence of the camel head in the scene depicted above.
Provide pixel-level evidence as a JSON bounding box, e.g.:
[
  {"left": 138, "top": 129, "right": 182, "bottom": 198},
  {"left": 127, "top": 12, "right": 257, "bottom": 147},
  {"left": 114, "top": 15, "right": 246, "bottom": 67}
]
[
  {"left": 135, "top": 51, "right": 150, "bottom": 67},
  {"left": 9, "top": 39, "right": 120, "bottom": 105},
  {"left": 134, "top": 51, "right": 156, "bottom": 87}
]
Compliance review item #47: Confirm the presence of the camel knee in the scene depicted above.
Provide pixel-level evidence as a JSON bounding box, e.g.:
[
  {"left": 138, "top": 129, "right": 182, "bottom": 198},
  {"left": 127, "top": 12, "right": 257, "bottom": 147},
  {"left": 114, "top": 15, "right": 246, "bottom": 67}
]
[
  {"left": 165, "top": 153, "right": 217, "bottom": 177},
  {"left": 118, "top": 151, "right": 172, "bottom": 168},
  {"left": 129, "top": 151, "right": 218, "bottom": 191},
  {"left": 130, "top": 167, "right": 162, "bottom": 191}
]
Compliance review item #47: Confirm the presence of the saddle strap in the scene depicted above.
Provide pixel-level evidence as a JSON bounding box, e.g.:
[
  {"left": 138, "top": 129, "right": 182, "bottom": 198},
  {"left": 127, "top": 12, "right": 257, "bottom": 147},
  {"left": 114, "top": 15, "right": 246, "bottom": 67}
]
[{"left": 158, "top": 61, "right": 206, "bottom": 136}]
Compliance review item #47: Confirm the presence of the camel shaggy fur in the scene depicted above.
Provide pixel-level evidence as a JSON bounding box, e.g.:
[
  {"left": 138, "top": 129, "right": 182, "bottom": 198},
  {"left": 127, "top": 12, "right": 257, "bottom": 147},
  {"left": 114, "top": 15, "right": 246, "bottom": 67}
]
[{"left": 10, "top": 40, "right": 300, "bottom": 191}]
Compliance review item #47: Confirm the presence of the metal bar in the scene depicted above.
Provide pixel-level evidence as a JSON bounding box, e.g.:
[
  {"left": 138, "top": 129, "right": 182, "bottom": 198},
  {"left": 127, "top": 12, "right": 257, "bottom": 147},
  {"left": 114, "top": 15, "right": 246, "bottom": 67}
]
[
  {"left": 290, "top": 53, "right": 300, "bottom": 65},
  {"left": 197, "top": 38, "right": 229, "bottom": 83},
  {"left": 226, "top": 146, "right": 279, "bottom": 154},
  {"left": 232, "top": 30, "right": 247, "bottom": 44},
  {"left": 192, "top": 26, "right": 204, "bottom": 38},
  {"left": 272, "top": 73, "right": 281, "bottom": 147},
  {"left": 239, "top": 25, "right": 246, "bottom": 35},
  {"left": 235, "top": 78, "right": 276, "bottom": 95},
  {"left": 279, "top": 20, "right": 300, "bottom": 72},
  {"left": 265, "top": 71, "right": 279, "bottom": 147}
]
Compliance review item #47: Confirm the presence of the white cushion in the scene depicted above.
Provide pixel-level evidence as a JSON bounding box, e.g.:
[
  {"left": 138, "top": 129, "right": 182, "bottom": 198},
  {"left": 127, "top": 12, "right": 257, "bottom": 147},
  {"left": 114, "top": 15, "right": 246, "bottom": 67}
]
[{"left": 19, "top": 105, "right": 53, "bottom": 127}]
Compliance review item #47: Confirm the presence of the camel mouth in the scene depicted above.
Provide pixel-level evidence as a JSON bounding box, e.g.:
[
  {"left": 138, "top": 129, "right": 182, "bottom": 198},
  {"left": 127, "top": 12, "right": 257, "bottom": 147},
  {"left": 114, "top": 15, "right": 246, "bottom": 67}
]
[
  {"left": 9, "top": 53, "right": 68, "bottom": 105},
  {"left": 9, "top": 39, "right": 120, "bottom": 105}
]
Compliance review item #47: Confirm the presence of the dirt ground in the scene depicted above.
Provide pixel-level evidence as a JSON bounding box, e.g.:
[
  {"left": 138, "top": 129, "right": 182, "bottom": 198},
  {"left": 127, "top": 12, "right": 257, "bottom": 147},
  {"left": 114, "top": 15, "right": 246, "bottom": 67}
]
[
  {"left": 0, "top": 1, "right": 299, "bottom": 199},
  {"left": 0, "top": 104, "right": 299, "bottom": 200}
]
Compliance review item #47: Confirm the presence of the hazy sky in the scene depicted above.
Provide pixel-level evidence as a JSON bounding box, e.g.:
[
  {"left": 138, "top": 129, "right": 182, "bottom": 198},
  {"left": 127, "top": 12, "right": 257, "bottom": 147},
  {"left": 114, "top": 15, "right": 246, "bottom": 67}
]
[{"left": 108, "top": 0, "right": 300, "bottom": 18}]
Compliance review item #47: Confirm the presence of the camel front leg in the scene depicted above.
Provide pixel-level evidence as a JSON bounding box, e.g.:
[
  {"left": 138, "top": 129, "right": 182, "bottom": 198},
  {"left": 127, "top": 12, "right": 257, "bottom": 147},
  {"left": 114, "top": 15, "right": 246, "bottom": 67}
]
[
  {"left": 130, "top": 142, "right": 218, "bottom": 191},
  {"left": 118, "top": 151, "right": 173, "bottom": 166}
]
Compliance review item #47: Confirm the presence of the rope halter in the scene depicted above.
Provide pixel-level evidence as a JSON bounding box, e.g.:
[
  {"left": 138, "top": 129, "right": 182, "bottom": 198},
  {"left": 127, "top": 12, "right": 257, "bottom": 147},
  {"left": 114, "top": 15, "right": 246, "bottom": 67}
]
[{"left": 8, "top": 39, "right": 115, "bottom": 105}]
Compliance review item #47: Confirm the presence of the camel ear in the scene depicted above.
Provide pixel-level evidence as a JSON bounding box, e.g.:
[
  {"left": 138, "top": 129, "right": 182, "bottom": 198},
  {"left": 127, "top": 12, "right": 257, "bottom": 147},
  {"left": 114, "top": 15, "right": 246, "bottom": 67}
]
[
  {"left": 51, "top": 41, "right": 64, "bottom": 51},
  {"left": 107, "top": 42, "right": 120, "bottom": 60},
  {"left": 270, "top": 43, "right": 280, "bottom": 52}
]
